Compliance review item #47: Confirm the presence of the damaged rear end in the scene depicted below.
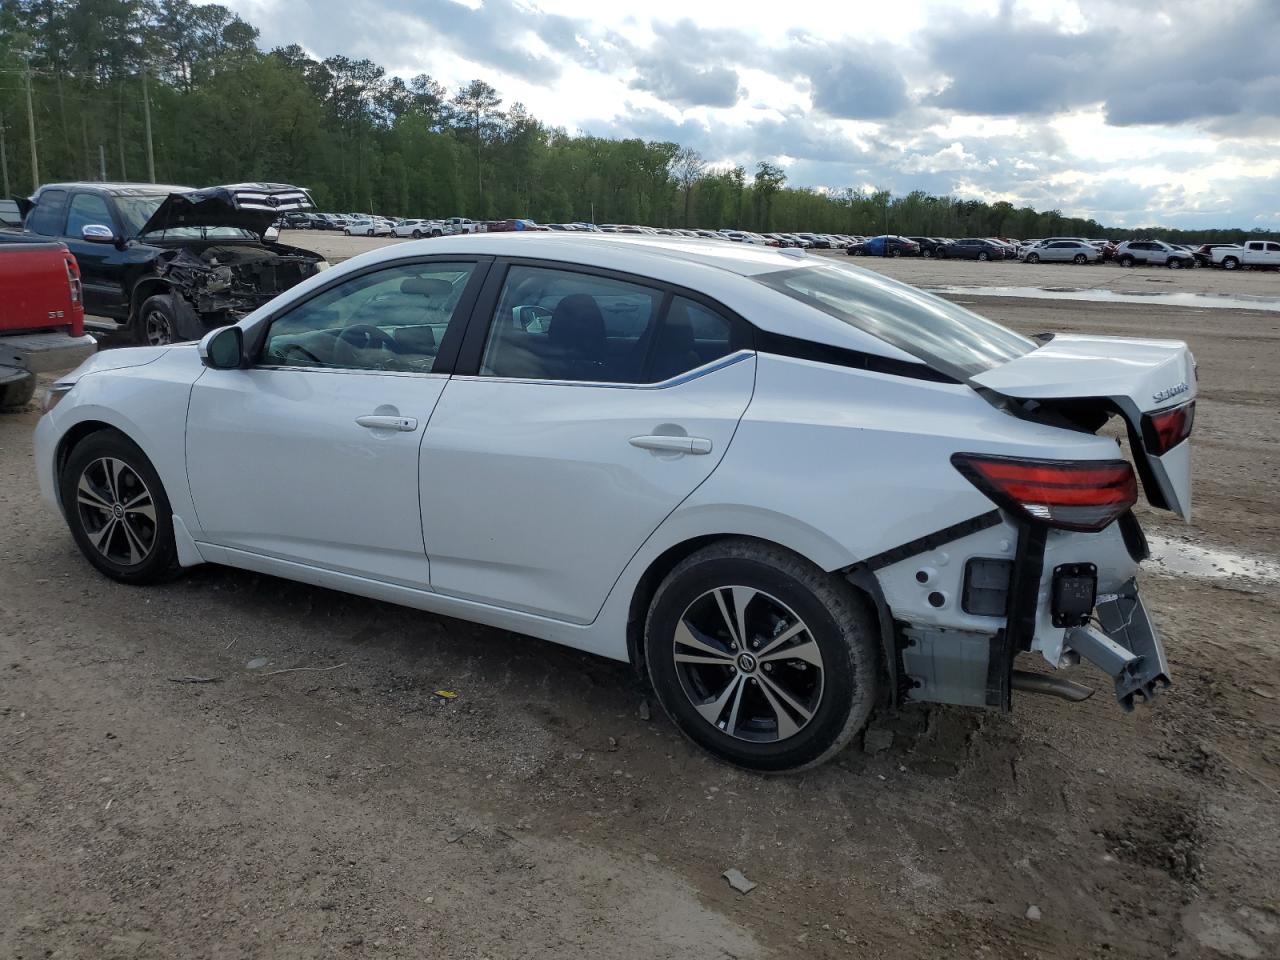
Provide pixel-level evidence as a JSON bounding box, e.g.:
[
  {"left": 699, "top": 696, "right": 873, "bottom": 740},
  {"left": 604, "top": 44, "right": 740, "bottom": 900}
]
[{"left": 875, "top": 334, "right": 1195, "bottom": 714}]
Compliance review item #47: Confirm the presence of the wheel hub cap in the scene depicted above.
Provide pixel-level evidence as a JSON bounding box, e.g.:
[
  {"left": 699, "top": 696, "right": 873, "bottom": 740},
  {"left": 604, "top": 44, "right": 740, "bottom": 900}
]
[
  {"left": 75, "top": 457, "right": 157, "bottom": 566},
  {"left": 672, "top": 586, "right": 824, "bottom": 743}
]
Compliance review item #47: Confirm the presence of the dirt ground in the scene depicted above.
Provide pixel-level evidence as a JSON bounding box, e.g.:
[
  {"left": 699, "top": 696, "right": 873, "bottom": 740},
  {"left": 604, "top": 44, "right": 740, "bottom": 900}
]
[{"left": 3, "top": 244, "right": 1280, "bottom": 959}]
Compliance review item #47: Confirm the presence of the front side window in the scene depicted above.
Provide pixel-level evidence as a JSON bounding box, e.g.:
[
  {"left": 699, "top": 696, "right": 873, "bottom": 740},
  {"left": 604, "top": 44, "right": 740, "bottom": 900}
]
[
  {"left": 27, "top": 189, "right": 67, "bottom": 236},
  {"left": 753, "top": 260, "right": 1035, "bottom": 381},
  {"left": 261, "top": 261, "right": 476, "bottom": 372},
  {"left": 66, "top": 193, "right": 115, "bottom": 237}
]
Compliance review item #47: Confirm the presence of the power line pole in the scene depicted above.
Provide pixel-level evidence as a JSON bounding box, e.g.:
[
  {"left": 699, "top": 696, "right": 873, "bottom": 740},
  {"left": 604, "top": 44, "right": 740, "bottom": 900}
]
[
  {"left": 0, "top": 109, "right": 10, "bottom": 198},
  {"left": 141, "top": 64, "right": 155, "bottom": 183},
  {"left": 98, "top": 143, "right": 106, "bottom": 181},
  {"left": 25, "top": 65, "right": 39, "bottom": 189}
]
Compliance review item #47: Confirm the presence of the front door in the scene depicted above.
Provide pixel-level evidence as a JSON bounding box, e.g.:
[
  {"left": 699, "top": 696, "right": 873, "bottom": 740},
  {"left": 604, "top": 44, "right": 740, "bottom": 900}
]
[
  {"left": 420, "top": 262, "right": 756, "bottom": 623},
  {"left": 185, "top": 258, "right": 485, "bottom": 586},
  {"left": 63, "top": 191, "right": 125, "bottom": 318}
]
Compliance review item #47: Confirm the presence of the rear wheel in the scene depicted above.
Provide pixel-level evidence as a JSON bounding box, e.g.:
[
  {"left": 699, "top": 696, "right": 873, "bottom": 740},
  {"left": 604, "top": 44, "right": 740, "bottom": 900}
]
[
  {"left": 59, "top": 430, "right": 180, "bottom": 585},
  {"left": 1222, "top": 257, "right": 1239, "bottom": 270},
  {"left": 644, "top": 540, "right": 880, "bottom": 772}
]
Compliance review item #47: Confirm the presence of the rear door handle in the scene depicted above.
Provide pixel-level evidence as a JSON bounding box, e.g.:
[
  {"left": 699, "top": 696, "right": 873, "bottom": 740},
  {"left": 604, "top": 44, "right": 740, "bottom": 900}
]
[
  {"left": 629, "top": 435, "right": 712, "bottom": 455},
  {"left": 355, "top": 414, "right": 418, "bottom": 432}
]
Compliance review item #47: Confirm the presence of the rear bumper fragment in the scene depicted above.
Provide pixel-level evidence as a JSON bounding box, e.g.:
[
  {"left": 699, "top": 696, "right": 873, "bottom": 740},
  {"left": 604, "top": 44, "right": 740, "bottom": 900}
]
[{"left": 1064, "top": 578, "right": 1170, "bottom": 710}]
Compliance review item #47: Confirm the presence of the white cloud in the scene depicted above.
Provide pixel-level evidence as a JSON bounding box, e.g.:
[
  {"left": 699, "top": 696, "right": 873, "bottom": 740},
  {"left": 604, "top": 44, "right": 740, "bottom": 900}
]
[{"left": 222, "top": 0, "right": 1280, "bottom": 228}]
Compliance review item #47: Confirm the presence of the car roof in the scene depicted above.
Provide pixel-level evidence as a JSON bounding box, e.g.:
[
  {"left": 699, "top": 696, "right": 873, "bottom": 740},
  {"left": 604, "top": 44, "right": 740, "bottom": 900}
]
[
  {"left": 296, "top": 232, "right": 926, "bottom": 366},
  {"left": 35, "top": 181, "right": 194, "bottom": 196}
]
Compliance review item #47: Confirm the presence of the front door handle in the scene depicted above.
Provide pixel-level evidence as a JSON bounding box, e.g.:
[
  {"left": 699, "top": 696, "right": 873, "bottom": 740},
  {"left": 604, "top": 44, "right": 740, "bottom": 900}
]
[
  {"left": 356, "top": 414, "right": 418, "bottom": 432},
  {"left": 629, "top": 435, "right": 713, "bottom": 455}
]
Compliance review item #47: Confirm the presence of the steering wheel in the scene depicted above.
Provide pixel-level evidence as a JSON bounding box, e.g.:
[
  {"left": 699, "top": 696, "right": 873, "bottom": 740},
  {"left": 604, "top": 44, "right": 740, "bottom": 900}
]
[
  {"left": 277, "top": 343, "right": 323, "bottom": 366},
  {"left": 337, "top": 324, "right": 396, "bottom": 351}
]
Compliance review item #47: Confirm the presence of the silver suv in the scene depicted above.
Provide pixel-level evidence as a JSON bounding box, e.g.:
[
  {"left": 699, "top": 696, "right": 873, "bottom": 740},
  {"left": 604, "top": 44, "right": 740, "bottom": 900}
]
[{"left": 1114, "top": 240, "right": 1194, "bottom": 269}]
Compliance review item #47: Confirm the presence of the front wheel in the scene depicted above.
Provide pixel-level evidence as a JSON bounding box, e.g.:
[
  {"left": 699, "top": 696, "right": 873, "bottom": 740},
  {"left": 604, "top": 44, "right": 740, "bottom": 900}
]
[
  {"left": 1119, "top": 255, "right": 1135, "bottom": 267},
  {"left": 890, "top": 248, "right": 902, "bottom": 258},
  {"left": 60, "top": 430, "right": 181, "bottom": 585},
  {"left": 1074, "top": 253, "right": 1088, "bottom": 264},
  {"left": 644, "top": 540, "right": 880, "bottom": 772},
  {"left": 1221, "top": 257, "right": 1239, "bottom": 270},
  {"left": 922, "top": 248, "right": 933, "bottom": 258},
  {"left": 978, "top": 251, "right": 990, "bottom": 261},
  {"left": 1026, "top": 253, "right": 1040, "bottom": 264},
  {"left": 412, "top": 229, "right": 422, "bottom": 239},
  {"left": 1168, "top": 258, "right": 1183, "bottom": 269},
  {"left": 136, "top": 294, "right": 179, "bottom": 346}
]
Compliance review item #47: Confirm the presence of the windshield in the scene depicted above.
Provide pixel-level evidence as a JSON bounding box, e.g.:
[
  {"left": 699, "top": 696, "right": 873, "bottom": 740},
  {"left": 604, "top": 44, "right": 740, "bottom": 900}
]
[
  {"left": 114, "top": 194, "right": 260, "bottom": 240},
  {"left": 753, "top": 261, "right": 1035, "bottom": 380}
]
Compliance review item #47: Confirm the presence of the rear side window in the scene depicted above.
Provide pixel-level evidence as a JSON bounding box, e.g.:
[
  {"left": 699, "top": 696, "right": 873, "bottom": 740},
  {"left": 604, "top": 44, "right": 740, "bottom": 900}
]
[
  {"left": 27, "top": 189, "right": 68, "bottom": 236},
  {"left": 754, "top": 261, "right": 1034, "bottom": 381},
  {"left": 478, "top": 266, "right": 739, "bottom": 384},
  {"left": 479, "top": 265, "right": 662, "bottom": 383}
]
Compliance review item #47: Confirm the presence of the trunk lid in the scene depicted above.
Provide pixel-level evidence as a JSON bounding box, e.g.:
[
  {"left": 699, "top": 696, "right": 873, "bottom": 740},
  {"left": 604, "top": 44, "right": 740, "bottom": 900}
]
[
  {"left": 972, "top": 334, "right": 1196, "bottom": 519},
  {"left": 137, "top": 183, "right": 314, "bottom": 238}
]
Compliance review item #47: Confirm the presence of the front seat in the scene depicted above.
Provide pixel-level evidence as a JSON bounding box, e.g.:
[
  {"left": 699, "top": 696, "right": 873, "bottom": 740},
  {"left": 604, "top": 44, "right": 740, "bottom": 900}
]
[
  {"left": 547, "top": 294, "right": 607, "bottom": 381},
  {"left": 649, "top": 300, "right": 702, "bottom": 382}
]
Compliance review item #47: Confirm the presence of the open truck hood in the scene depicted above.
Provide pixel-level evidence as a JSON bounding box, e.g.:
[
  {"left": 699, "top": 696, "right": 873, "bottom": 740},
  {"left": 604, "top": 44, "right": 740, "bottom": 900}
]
[
  {"left": 972, "top": 334, "right": 1196, "bottom": 519},
  {"left": 137, "top": 183, "right": 314, "bottom": 238}
]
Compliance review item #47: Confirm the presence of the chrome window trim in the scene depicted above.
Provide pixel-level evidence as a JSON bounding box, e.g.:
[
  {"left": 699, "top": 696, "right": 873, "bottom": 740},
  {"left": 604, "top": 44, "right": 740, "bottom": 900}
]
[
  {"left": 458, "top": 348, "right": 753, "bottom": 390},
  {"left": 250, "top": 365, "right": 452, "bottom": 379}
]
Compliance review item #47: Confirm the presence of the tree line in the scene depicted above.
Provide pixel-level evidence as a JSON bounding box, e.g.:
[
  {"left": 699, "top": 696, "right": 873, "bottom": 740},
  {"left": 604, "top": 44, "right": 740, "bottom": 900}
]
[{"left": 1, "top": 0, "right": 1274, "bottom": 244}]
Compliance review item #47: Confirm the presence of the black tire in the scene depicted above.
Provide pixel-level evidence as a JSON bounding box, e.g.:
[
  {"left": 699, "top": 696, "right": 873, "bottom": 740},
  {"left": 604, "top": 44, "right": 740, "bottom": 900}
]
[
  {"left": 1026, "top": 253, "right": 1040, "bottom": 264},
  {"left": 1221, "top": 257, "right": 1239, "bottom": 270},
  {"left": 1168, "top": 258, "right": 1183, "bottom": 269},
  {"left": 59, "top": 429, "right": 181, "bottom": 585},
  {"left": 366, "top": 228, "right": 374, "bottom": 237},
  {"left": 644, "top": 539, "right": 880, "bottom": 772},
  {"left": 1119, "top": 255, "right": 1135, "bottom": 267},
  {"left": 136, "top": 294, "right": 179, "bottom": 346},
  {"left": 978, "top": 251, "right": 990, "bottom": 261},
  {"left": 412, "top": 229, "right": 423, "bottom": 239},
  {"left": 922, "top": 248, "right": 933, "bottom": 258},
  {"left": 890, "top": 248, "right": 902, "bottom": 258},
  {"left": 1073, "top": 253, "right": 1087, "bottom": 264}
]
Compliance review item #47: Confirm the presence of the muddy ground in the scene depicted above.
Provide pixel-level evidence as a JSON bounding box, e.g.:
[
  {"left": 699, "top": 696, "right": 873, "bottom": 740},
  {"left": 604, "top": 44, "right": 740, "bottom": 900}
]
[{"left": 3, "top": 250, "right": 1280, "bottom": 958}]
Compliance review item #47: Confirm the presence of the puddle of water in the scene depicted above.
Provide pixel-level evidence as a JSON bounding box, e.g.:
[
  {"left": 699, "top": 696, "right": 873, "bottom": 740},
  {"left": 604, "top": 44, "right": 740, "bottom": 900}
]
[
  {"left": 1146, "top": 535, "right": 1280, "bottom": 583},
  {"left": 929, "top": 285, "right": 1280, "bottom": 313}
]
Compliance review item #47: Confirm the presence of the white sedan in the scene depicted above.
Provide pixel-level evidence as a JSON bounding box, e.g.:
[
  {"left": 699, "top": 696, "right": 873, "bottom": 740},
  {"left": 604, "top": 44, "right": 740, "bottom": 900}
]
[
  {"left": 35, "top": 235, "right": 1195, "bottom": 771},
  {"left": 343, "top": 218, "right": 392, "bottom": 237}
]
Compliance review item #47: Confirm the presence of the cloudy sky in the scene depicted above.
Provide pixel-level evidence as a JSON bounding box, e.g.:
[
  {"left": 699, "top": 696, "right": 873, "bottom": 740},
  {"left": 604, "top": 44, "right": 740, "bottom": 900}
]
[{"left": 224, "top": 0, "right": 1280, "bottom": 229}]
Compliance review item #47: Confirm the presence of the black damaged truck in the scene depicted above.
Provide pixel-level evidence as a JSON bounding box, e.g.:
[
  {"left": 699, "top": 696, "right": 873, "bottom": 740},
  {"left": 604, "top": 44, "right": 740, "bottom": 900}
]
[{"left": 15, "top": 182, "right": 329, "bottom": 345}]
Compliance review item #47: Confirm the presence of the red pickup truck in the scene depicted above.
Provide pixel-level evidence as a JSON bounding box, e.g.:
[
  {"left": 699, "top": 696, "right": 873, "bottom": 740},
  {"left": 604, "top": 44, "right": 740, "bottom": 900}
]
[{"left": 0, "top": 234, "right": 97, "bottom": 409}]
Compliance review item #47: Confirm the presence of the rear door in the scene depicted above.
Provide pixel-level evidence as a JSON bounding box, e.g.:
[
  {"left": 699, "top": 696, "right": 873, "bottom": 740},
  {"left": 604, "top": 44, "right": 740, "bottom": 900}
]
[
  {"left": 186, "top": 257, "right": 486, "bottom": 585},
  {"left": 419, "top": 261, "right": 755, "bottom": 623}
]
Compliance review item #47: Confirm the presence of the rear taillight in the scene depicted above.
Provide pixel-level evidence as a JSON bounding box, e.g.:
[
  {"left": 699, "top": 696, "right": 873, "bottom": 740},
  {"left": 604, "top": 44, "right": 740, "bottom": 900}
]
[
  {"left": 66, "top": 257, "right": 82, "bottom": 306},
  {"left": 1141, "top": 400, "right": 1194, "bottom": 456},
  {"left": 952, "top": 454, "right": 1137, "bottom": 532}
]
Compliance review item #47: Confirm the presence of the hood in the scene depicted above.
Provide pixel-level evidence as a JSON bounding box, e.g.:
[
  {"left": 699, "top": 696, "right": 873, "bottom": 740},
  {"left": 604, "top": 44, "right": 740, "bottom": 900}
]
[{"left": 137, "top": 183, "right": 314, "bottom": 238}]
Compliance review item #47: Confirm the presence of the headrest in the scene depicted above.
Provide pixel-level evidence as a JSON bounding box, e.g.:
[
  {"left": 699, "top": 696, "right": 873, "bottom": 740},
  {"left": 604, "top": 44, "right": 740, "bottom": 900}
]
[{"left": 400, "top": 277, "right": 452, "bottom": 296}]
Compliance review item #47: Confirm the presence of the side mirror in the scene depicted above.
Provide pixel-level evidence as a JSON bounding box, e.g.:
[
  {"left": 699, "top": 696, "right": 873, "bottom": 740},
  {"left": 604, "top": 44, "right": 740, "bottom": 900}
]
[
  {"left": 81, "top": 223, "right": 115, "bottom": 244},
  {"left": 199, "top": 325, "right": 245, "bottom": 369},
  {"left": 263, "top": 226, "right": 280, "bottom": 241}
]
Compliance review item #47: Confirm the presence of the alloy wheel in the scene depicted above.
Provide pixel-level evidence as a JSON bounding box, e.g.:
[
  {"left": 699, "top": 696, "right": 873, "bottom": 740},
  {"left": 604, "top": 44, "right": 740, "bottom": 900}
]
[
  {"left": 75, "top": 457, "right": 157, "bottom": 566},
  {"left": 672, "top": 586, "right": 824, "bottom": 743},
  {"left": 144, "top": 308, "right": 174, "bottom": 346}
]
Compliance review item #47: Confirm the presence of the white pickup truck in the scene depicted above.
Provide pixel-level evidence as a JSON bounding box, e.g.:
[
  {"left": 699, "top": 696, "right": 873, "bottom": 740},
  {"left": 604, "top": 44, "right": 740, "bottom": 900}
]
[
  {"left": 440, "top": 217, "right": 482, "bottom": 236},
  {"left": 1213, "top": 240, "right": 1280, "bottom": 270}
]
